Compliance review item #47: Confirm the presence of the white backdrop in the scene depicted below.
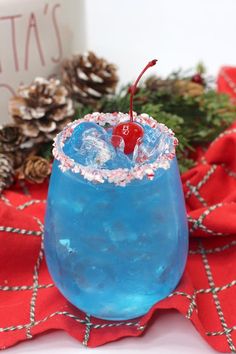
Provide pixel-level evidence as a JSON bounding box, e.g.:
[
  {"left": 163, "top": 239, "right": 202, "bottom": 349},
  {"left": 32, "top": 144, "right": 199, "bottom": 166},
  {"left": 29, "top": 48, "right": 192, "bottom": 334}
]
[{"left": 85, "top": 0, "right": 236, "bottom": 84}]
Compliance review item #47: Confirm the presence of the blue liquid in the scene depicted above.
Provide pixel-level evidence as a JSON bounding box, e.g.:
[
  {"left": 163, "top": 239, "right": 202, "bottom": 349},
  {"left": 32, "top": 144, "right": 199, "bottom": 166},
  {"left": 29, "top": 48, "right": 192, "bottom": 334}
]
[{"left": 44, "top": 157, "right": 188, "bottom": 320}]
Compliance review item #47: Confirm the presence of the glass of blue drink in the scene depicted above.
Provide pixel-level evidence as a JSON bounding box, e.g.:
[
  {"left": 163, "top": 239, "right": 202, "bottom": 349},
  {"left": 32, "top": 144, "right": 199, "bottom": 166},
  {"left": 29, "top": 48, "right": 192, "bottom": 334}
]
[{"left": 44, "top": 60, "right": 188, "bottom": 320}]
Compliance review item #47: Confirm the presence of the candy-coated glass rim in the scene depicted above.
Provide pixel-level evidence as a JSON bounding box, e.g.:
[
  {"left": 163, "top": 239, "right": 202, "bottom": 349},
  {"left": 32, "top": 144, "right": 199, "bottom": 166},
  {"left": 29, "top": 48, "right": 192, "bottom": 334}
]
[{"left": 53, "top": 112, "right": 178, "bottom": 186}]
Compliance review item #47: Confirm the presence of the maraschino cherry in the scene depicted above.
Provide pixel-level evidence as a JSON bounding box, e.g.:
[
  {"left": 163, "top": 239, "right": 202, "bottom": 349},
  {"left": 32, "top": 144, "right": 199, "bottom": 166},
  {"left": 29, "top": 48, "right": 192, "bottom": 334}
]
[{"left": 112, "top": 59, "right": 158, "bottom": 154}]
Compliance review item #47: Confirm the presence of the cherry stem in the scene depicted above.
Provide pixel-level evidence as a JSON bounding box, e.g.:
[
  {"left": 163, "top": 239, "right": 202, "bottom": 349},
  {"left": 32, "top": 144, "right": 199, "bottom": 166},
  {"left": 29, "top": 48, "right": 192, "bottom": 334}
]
[{"left": 129, "top": 59, "right": 158, "bottom": 122}]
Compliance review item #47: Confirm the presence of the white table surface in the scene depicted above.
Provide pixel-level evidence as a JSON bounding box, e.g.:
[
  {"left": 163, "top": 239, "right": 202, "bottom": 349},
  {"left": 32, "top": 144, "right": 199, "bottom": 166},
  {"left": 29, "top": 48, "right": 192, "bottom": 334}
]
[{"left": 7, "top": 310, "right": 216, "bottom": 354}]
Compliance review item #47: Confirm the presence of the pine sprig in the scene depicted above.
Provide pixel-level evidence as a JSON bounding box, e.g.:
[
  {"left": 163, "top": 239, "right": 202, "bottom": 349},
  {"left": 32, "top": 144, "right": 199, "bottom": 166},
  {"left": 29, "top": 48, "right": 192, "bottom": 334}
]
[
  {"left": 73, "top": 66, "right": 236, "bottom": 172},
  {"left": 5, "top": 57, "right": 235, "bottom": 188}
]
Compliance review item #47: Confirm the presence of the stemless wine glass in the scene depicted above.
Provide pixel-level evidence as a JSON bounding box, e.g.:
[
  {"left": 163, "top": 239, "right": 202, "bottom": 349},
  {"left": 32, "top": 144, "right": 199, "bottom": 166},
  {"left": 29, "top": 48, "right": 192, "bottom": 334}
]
[{"left": 44, "top": 112, "right": 188, "bottom": 321}]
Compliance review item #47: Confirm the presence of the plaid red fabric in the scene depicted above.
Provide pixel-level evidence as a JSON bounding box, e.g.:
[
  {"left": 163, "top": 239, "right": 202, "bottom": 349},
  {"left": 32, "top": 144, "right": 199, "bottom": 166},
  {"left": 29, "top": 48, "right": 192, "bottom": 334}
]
[
  {"left": 0, "top": 78, "right": 236, "bottom": 351},
  {"left": 217, "top": 66, "right": 236, "bottom": 102}
]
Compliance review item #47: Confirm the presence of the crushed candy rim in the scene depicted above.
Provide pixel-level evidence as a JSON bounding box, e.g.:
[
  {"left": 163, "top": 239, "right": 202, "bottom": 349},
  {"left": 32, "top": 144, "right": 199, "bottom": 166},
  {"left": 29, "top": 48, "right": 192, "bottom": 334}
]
[{"left": 52, "top": 112, "right": 178, "bottom": 186}]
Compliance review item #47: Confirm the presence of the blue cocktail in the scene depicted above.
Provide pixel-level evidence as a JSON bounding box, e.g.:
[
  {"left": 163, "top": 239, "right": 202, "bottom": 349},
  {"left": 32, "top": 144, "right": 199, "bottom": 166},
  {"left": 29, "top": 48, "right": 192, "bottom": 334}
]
[{"left": 44, "top": 111, "right": 188, "bottom": 320}]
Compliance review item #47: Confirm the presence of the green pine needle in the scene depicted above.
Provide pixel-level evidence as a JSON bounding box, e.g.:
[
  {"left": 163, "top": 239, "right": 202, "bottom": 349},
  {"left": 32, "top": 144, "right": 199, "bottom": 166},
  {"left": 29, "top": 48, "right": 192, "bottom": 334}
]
[{"left": 68, "top": 68, "right": 236, "bottom": 172}]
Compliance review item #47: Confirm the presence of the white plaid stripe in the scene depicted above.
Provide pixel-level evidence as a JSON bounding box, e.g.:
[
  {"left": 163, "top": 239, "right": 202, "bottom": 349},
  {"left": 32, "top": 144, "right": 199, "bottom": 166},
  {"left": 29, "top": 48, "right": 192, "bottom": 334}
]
[
  {"left": 0, "top": 311, "right": 140, "bottom": 333},
  {"left": 169, "top": 278, "right": 236, "bottom": 321},
  {"left": 189, "top": 240, "right": 236, "bottom": 255},
  {"left": 0, "top": 226, "right": 42, "bottom": 236},
  {"left": 200, "top": 157, "right": 236, "bottom": 180},
  {"left": 185, "top": 165, "right": 217, "bottom": 204},
  {"left": 189, "top": 203, "right": 224, "bottom": 234},
  {"left": 17, "top": 200, "right": 46, "bottom": 210},
  {"left": 186, "top": 182, "right": 208, "bottom": 206},
  {"left": 0, "top": 194, "right": 12, "bottom": 206},
  {"left": 188, "top": 216, "right": 225, "bottom": 236},
  {"left": 26, "top": 217, "right": 44, "bottom": 339},
  {"left": 220, "top": 164, "right": 236, "bottom": 179},
  {"left": 199, "top": 241, "right": 236, "bottom": 352},
  {"left": 168, "top": 291, "right": 193, "bottom": 301},
  {"left": 186, "top": 291, "right": 197, "bottom": 319},
  {"left": 0, "top": 311, "right": 87, "bottom": 333},
  {"left": 168, "top": 291, "right": 198, "bottom": 319},
  {"left": 207, "top": 325, "right": 236, "bottom": 337},
  {"left": 211, "top": 128, "right": 236, "bottom": 146},
  {"left": 194, "top": 165, "right": 217, "bottom": 190},
  {"left": 0, "top": 284, "right": 54, "bottom": 291},
  {"left": 219, "top": 70, "right": 236, "bottom": 94},
  {"left": 82, "top": 314, "right": 91, "bottom": 346},
  {"left": 197, "top": 280, "right": 236, "bottom": 295},
  {"left": 0, "top": 195, "right": 46, "bottom": 210}
]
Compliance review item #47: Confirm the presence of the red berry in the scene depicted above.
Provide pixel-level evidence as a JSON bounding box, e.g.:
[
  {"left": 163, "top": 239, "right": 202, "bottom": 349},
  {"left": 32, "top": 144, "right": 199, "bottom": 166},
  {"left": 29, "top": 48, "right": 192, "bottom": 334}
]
[
  {"left": 191, "top": 73, "right": 204, "bottom": 85},
  {"left": 113, "top": 122, "right": 144, "bottom": 154}
]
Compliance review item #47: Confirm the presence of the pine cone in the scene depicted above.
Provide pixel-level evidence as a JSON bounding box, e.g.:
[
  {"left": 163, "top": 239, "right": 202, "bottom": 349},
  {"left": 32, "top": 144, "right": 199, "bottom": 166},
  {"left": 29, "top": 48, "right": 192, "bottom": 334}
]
[
  {"left": 0, "top": 124, "right": 26, "bottom": 152},
  {"left": 61, "top": 51, "right": 118, "bottom": 106},
  {"left": 145, "top": 76, "right": 175, "bottom": 95},
  {"left": 0, "top": 153, "right": 14, "bottom": 192},
  {"left": 20, "top": 156, "right": 51, "bottom": 184},
  {"left": 6, "top": 150, "right": 28, "bottom": 169},
  {"left": 175, "top": 80, "right": 204, "bottom": 97},
  {"left": 0, "top": 124, "right": 31, "bottom": 169},
  {"left": 9, "top": 78, "right": 74, "bottom": 143},
  {"left": 145, "top": 76, "right": 204, "bottom": 97}
]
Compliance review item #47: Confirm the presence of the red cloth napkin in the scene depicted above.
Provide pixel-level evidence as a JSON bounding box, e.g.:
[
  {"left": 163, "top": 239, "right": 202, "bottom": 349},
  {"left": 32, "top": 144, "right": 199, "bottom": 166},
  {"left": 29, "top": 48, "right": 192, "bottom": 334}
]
[
  {"left": 217, "top": 66, "right": 236, "bottom": 103},
  {"left": 1, "top": 77, "right": 236, "bottom": 352}
]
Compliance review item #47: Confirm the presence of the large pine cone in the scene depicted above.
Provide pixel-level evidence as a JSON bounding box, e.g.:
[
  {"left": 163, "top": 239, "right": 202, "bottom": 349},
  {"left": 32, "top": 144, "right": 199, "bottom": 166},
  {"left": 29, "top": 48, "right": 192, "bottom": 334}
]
[
  {"left": 9, "top": 78, "right": 75, "bottom": 143},
  {"left": 0, "top": 153, "right": 14, "bottom": 192},
  {"left": 61, "top": 51, "right": 118, "bottom": 106}
]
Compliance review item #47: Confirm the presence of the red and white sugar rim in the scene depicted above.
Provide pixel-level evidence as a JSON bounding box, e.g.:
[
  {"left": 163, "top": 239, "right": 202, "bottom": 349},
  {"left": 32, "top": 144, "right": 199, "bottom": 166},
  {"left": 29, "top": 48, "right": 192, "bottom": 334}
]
[{"left": 53, "top": 112, "right": 178, "bottom": 186}]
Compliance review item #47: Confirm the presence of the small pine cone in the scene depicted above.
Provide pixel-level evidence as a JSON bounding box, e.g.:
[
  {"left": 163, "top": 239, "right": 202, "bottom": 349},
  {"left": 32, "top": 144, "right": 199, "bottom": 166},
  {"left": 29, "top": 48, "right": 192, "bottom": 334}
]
[
  {"left": 5, "top": 150, "right": 28, "bottom": 169},
  {"left": 20, "top": 156, "right": 51, "bottom": 184},
  {"left": 0, "top": 124, "right": 34, "bottom": 169},
  {"left": 0, "top": 153, "right": 14, "bottom": 193},
  {"left": 61, "top": 51, "right": 118, "bottom": 106},
  {"left": 9, "top": 78, "right": 74, "bottom": 143},
  {"left": 145, "top": 76, "right": 175, "bottom": 95},
  {"left": 175, "top": 80, "right": 204, "bottom": 97},
  {"left": 0, "top": 124, "right": 26, "bottom": 152}
]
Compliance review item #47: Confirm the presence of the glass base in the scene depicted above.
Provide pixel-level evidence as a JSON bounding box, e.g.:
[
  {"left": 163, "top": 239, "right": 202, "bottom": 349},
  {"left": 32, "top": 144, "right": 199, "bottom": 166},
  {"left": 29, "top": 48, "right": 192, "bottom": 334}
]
[{"left": 44, "top": 157, "right": 188, "bottom": 321}]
